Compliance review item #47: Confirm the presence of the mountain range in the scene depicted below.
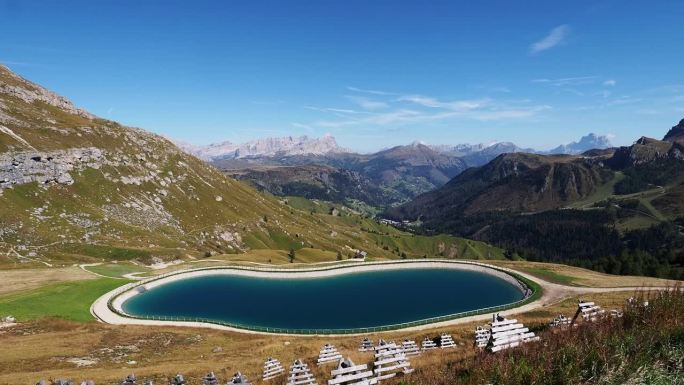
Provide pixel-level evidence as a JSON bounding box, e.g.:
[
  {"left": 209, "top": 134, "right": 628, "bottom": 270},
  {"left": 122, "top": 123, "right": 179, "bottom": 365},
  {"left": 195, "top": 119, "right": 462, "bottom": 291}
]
[
  {"left": 180, "top": 133, "right": 612, "bottom": 161},
  {"left": 178, "top": 134, "right": 349, "bottom": 161},
  {"left": 384, "top": 119, "right": 684, "bottom": 279},
  {"left": 193, "top": 133, "right": 611, "bottom": 208},
  {"left": 1, "top": 64, "right": 680, "bottom": 279}
]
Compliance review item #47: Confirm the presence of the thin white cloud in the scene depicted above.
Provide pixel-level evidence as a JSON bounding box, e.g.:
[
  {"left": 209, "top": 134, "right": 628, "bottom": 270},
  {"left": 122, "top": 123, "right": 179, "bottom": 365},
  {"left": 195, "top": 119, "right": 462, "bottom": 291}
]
[
  {"left": 530, "top": 25, "right": 570, "bottom": 54},
  {"left": 532, "top": 76, "right": 597, "bottom": 86},
  {"left": 304, "top": 106, "right": 371, "bottom": 115},
  {"left": 396, "top": 95, "right": 490, "bottom": 111},
  {"left": 345, "top": 95, "right": 389, "bottom": 110},
  {"left": 472, "top": 105, "right": 552, "bottom": 121},
  {"left": 603, "top": 79, "right": 617, "bottom": 87},
  {"left": 346, "top": 86, "right": 398, "bottom": 96},
  {"left": 302, "top": 86, "right": 552, "bottom": 130},
  {"left": 290, "top": 122, "right": 313, "bottom": 130}
]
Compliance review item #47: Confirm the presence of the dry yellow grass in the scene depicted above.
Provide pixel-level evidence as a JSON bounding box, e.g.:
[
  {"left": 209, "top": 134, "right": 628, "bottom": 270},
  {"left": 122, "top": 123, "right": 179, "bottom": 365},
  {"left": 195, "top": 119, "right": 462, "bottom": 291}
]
[
  {"left": 0, "top": 266, "right": 95, "bottom": 295},
  {"left": 0, "top": 290, "right": 644, "bottom": 385},
  {"left": 487, "top": 260, "right": 679, "bottom": 287}
]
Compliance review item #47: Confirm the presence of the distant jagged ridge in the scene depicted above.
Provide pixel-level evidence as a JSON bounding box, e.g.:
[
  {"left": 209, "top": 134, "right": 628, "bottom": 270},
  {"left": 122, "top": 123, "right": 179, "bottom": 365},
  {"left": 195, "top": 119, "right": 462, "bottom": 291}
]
[
  {"left": 178, "top": 134, "right": 350, "bottom": 160},
  {"left": 546, "top": 133, "right": 613, "bottom": 155},
  {"left": 199, "top": 134, "right": 616, "bottom": 208}
]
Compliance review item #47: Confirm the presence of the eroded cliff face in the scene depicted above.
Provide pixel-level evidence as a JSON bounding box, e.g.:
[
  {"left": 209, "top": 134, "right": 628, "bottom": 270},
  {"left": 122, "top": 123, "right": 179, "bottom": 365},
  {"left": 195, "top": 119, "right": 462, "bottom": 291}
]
[{"left": 0, "top": 147, "right": 104, "bottom": 190}]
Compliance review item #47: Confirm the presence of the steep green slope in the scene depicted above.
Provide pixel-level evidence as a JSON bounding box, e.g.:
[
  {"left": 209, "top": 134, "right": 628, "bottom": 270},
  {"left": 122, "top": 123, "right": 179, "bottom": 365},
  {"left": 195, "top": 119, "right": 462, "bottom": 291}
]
[
  {"left": 0, "top": 65, "right": 499, "bottom": 267},
  {"left": 384, "top": 120, "right": 684, "bottom": 279},
  {"left": 387, "top": 152, "right": 613, "bottom": 221}
]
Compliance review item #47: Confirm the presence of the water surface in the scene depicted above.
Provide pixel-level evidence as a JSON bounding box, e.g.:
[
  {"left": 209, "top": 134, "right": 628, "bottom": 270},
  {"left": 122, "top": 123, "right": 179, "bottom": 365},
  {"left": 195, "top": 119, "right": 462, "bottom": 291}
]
[{"left": 123, "top": 268, "right": 523, "bottom": 331}]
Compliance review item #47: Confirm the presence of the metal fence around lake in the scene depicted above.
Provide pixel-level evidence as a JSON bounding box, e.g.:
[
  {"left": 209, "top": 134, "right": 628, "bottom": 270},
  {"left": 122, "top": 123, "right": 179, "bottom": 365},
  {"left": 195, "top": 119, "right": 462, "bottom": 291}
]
[{"left": 105, "top": 259, "right": 540, "bottom": 335}]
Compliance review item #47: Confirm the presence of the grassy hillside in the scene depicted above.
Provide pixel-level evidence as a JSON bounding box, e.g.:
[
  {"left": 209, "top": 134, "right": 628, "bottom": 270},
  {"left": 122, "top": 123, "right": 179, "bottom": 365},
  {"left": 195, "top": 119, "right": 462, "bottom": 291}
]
[
  {"left": 0, "top": 65, "right": 501, "bottom": 269},
  {"left": 385, "top": 125, "right": 684, "bottom": 280}
]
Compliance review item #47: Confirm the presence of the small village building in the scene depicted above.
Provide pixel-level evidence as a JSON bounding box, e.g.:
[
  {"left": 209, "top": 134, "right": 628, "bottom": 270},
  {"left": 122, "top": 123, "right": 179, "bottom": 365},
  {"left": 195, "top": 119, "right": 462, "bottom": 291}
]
[{"left": 354, "top": 250, "right": 368, "bottom": 259}]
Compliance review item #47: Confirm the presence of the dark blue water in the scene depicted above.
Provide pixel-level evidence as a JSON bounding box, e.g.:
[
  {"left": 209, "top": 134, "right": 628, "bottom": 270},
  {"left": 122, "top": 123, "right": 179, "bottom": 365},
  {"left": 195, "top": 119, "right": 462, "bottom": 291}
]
[{"left": 123, "top": 268, "right": 523, "bottom": 330}]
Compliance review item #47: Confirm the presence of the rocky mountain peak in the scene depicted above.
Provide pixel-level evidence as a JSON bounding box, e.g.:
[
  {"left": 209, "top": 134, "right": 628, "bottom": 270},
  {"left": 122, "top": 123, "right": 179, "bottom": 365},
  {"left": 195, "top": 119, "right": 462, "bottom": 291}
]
[
  {"left": 664, "top": 118, "right": 684, "bottom": 142},
  {"left": 178, "top": 134, "right": 349, "bottom": 161},
  {"left": 548, "top": 133, "right": 612, "bottom": 155}
]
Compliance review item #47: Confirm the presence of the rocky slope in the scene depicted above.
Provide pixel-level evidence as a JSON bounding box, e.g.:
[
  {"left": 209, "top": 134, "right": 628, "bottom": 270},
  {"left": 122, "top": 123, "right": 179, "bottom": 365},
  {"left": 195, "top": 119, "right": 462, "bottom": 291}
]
[
  {"left": 664, "top": 118, "right": 684, "bottom": 142},
  {"left": 383, "top": 121, "right": 684, "bottom": 279},
  {"left": 223, "top": 165, "right": 389, "bottom": 207},
  {"left": 214, "top": 142, "right": 468, "bottom": 206},
  {"left": 387, "top": 152, "right": 611, "bottom": 220},
  {"left": 387, "top": 122, "right": 684, "bottom": 224}
]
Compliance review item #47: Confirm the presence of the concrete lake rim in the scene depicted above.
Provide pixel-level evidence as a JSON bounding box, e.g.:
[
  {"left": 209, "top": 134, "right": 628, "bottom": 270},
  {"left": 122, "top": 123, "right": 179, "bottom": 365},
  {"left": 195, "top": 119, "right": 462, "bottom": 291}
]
[{"left": 92, "top": 259, "right": 540, "bottom": 336}]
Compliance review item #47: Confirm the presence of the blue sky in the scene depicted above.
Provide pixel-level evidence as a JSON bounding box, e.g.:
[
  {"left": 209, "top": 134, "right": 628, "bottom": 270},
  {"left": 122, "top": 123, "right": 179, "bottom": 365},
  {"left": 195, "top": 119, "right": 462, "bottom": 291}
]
[{"left": 1, "top": 0, "right": 683, "bottom": 152}]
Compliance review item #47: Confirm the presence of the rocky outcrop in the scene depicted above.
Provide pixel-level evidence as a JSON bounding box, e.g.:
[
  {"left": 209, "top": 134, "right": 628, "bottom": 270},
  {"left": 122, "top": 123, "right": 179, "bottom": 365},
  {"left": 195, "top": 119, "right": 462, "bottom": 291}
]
[
  {"left": 664, "top": 119, "right": 684, "bottom": 142},
  {"left": 0, "top": 147, "right": 104, "bottom": 189},
  {"left": 0, "top": 65, "right": 94, "bottom": 118},
  {"left": 385, "top": 152, "right": 610, "bottom": 221},
  {"left": 608, "top": 137, "right": 681, "bottom": 168}
]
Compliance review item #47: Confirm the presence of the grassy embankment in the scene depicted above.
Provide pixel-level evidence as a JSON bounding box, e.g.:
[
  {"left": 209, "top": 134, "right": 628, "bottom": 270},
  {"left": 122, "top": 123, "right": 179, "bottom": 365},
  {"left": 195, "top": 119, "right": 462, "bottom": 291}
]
[
  {"left": 0, "top": 278, "right": 127, "bottom": 321},
  {"left": 488, "top": 260, "right": 680, "bottom": 287}
]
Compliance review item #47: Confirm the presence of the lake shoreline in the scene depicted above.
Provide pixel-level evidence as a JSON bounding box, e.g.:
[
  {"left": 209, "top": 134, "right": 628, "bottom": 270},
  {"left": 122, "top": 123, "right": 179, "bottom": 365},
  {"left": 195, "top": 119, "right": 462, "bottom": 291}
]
[{"left": 93, "top": 259, "right": 539, "bottom": 335}]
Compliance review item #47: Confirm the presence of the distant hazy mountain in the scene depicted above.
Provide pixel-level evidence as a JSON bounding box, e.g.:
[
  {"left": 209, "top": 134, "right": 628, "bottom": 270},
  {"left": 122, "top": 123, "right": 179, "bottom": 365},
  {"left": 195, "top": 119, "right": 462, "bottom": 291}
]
[
  {"left": 179, "top": 134, "right": 349, "bottom": 160},
  {"left": 215, "top": 142, "right": 468, "bottom": 207},
  {"left": 547, "top": 133, "right": 612, "bottom": 155},
  {"left": 187, "top": 133, "right": 616, "bottom": 209}
]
